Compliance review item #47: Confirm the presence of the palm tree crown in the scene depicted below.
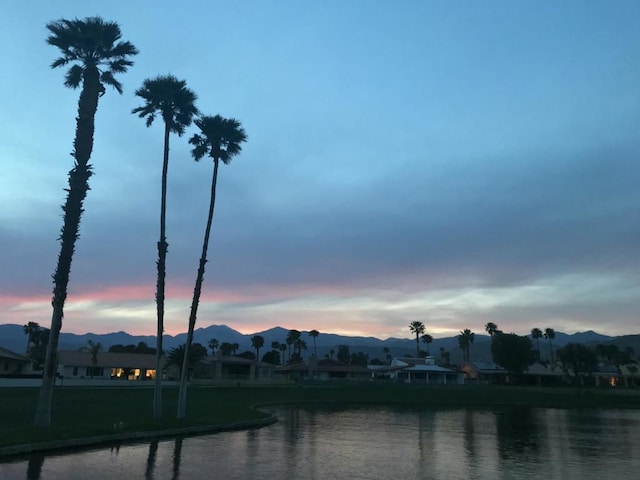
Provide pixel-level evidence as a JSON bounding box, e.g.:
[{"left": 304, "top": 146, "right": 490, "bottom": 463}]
[
  {"left": 190, "top": 115, "right": 247, "bottom": 163},
  {"left": 132, "top": 75, "right": 199, "bottom": 134},
  {"left": 47, "top": 17, "right": 138, "bottom": 94}
]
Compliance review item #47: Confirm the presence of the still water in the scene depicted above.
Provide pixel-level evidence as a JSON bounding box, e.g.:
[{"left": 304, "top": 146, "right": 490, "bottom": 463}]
[{"left": 2, "top": 405, "right": 639, "bottom": 480}]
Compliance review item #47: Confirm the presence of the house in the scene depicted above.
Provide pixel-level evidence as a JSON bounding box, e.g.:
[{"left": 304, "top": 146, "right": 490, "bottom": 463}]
[
  {"left": 57, "top": 351, "right": 159, "bottom": 380},
  {"left": 0, "top": 347, "right": 30, "bottom": 376},
  {"left": 619, "top": 363, "right": 640, "bottom": 388},
  {"left": 191, "top": 354, "right": 276, "bottom": 383},
  {"left": 522, "top": 362, "right": 563, "bottom": 386},
  {"left": 275, "top": 358, "right": 372, "bottom": 381},
  {"left": 389, "top": 356, "right": 464, "bottom": 385},
  {"left": 461, "top": 361, "right": 507, "bottom": 384}
]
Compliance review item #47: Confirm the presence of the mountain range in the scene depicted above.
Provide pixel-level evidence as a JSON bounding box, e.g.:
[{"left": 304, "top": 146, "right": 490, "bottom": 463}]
[{"left": 2, "top": 323, "right": 637, "bottom": 364}]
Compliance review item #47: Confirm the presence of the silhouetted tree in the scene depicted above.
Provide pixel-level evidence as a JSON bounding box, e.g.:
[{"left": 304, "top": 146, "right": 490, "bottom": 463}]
[
  {"left": 421, "top": 334, "right": 433, "bottom": 355},
  {"left": 35, "top": 16, "right": 137, "bottom": 427},
  {"left": 220, "top": 342, "right": 233, "bottom": 356},
  {"left": 83, "top": 340, "right": 103, "bottom": 378},
  {"left": 556, "top": 343, "right": 598, "bottom": 386},
  {"left": 458, "top": 329, "right": 475, "bottom": 362},
  {"left": 208, "top": 338, "right": 219, "bottom": 355},
  {"left": 251, "top": 335, "right": 264, "bottom": 360},
  {"left": 337, "top": 345, "right": 350, "bottom": 364},
  {"left": 167, "top": 343, "right": 206, "bottom": 379},
  {"left": 530, "top": 328, "right": 543, "bottom": 361},
  {"left": 544, "top": 328, "right": 556, "bottom": 363},
  {"left": 132, "top": 74, "right": 198, "bottom": 418},
  {"left": 491, "top": 333, "right": 536, "bottom": 381},
  {"left": 178, "top": 115, "right": 246, "bottom": 418},
  {"left": 23, "top": 322, "right": 41, "bottom": 354},
  {"left": 409, "top": 321, "right": 425, "bottom": 356},
  {"left": 350, "top": 352, "right": 369, "bottom": 367},
  {"left": 309, "top": 329, "right": 319, "bottom": 357}
]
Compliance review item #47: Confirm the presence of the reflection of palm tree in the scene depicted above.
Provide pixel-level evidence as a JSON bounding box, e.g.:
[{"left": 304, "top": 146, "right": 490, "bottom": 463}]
[
  {"left": 177, "top": 115, "right": 247, "bottom": 419},
  {"left": 26, "top": 452, "right": 45, "bottom": 480},
  {"left": 409, "top": 321, "right": 425, "bottom": 356},
  {"left": 172, "top": 437, "right": 183, "bottom": 480},
  {"left": 531, "top": 328, "right": 543, "bottom": 361},
  {"left": 35, "top": 16, "right": 137, "bottom": 428},
  {"left": 544, "top": 328, "right": 556, "bottom": 363},
  {"left": 132, "top": 74, "right": 198, "bottom": 418},
  {"left": 145, "top": 439, "right": 159, "bottom": 480}
]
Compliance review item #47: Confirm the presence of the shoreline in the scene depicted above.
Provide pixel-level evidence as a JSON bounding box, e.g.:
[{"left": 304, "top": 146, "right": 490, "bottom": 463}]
[{"left": 1, "top": 384, "right": 639, "bottom": 458}]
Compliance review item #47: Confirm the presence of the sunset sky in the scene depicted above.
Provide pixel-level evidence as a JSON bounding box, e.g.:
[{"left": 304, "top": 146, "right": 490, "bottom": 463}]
[{"left": 1, "top": 1, "right": 639, "bottom": 340}]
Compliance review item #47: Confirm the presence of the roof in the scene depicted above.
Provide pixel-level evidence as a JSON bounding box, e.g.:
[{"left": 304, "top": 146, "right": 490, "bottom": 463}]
[
  {"left": 524, "top": 362, "right": 559, "bottom": 376},
  {"left": 200, "top": 355, "right": 275, "bottom": 368},
  {"left": 464, "top": 361, "right": 506, "bottom": 374},
  {"left": 403, "top": 364, "right": 457, "bottom": 373},
  {"left": 0, "top": 346, "right": 30, "bottom": 363},
  {"left": 58, "top": 351, "right": 158, "bottom": 369}
]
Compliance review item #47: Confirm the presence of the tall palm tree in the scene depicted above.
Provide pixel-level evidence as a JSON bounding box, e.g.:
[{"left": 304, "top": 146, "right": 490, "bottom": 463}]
[
  {"left": 208, "top": 338, "right": 219, "bottom": 355},
  {"left": 35, "top": 17, "right": 137, "bottom": 427},
  {"left": 279, "top": 343, "right": 287, "bottom": 366},
  {"left": 177, "top": 115, "right": 247, "bottom": 419},
  {"left": 458, "top": 329, "right": 475, "bottom": 362},
  {"left": 421, "top": 334, "right": 433, "bottom": 355},
  {"left": 251, "top": 335, "right": 265, "bottom": 361},
  {"left": 409, "top": 321, "right": 425, "bottom": 356},
  {"left": 531, "top": 327, "right": 543, "bottom": 361},
  {"left": 309, "top": 330, "right": 320, "bottom": 357},
  {"left": 84, "top": 340, "right": 103, "bottom": 378},
  {"left": 132, "top": 75, "right": 198, "bottom": 418},
  {"left": 544, "top": 328, "right": 556, "bottom": 364}
]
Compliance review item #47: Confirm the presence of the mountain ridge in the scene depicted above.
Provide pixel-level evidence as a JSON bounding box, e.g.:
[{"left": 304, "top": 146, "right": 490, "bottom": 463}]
[{"left": 1, "top": 323, "right": 634, "bottom": 363}]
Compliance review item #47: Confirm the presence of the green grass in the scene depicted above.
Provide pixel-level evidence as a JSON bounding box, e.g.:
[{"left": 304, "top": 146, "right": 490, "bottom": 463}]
[{"left": 1, "top": 383, "right": 639, "bottom": 452}]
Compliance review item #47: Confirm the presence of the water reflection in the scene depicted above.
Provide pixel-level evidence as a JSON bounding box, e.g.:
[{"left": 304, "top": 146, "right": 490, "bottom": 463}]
[
  {"left": 1, "top": 406, "right": 639, "bottom": 480},
  {"left": 144, "top": 439, "right": 158, "bottom": 480},
  {"left": 25, "top": 453, "right": 44, "bottom": 480}
]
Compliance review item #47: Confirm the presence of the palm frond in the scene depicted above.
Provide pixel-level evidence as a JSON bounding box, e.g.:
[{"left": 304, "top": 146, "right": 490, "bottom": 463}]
[
  {"left": 63, "top": 64, "right": 83, "bottom": 88},
  {"left": 100, "top": 70, "right": 123, "bottom": 94}
]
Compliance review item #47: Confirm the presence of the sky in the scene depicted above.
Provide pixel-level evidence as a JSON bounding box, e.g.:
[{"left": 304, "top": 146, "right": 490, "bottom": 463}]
[{"left": 1, "top": 1, "right": 639, "bottom": 340}]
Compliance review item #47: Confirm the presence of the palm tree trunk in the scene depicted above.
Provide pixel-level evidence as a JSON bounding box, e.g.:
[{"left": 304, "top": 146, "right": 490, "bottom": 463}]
[
  {"left": 177, "top": 158, "right": 220, "bottom": 419},
  {"left": 34, "top": 68, "right": 100, "bottom": 427},
  {"left": 153, "top": 121, "right": 171, "bottom": 418}
]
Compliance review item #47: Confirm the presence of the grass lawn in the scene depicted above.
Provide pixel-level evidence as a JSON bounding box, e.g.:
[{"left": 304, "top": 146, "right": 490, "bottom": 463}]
[{"left": 1, "top": 383, "right": 639, "bottom": 453}]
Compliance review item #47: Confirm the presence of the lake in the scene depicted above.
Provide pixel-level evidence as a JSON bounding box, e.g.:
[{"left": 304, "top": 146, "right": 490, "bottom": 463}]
[{"left": 2, "top": 405, "right": 639, "bottom": 479}]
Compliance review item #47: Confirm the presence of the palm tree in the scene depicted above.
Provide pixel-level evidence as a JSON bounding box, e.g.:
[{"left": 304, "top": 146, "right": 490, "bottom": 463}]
[
  {"left": 208, "top": 338, "right": 219, "bottom": 355},
  {"left": 409, "top": 321, "right": 425, "bottom": 356},
  {"left": 308, "top": 330, "right": 319, "bottom": 357},
  {"left": 544, "top": 328, "right": 556, "bottom": 364},
  {"left": 232, "top": 343, "right": 239, "bottom": 356},
  {"left": 132, "top": 74, "right": 198, "bottom": 418},
  {"left": 458, "top": 329, "right": 475, "bottom": 362},
  {"left": 421, "top": 334, "right": 433, "bottom": 355},
  {"left": 383, "top": 346, "right": 391, "bottom": 365},
  {"left": 177, "top": 115, "right": 247, "bottom": 419},
  {"left": 84, "top": 340, "right": 103, "bottom": 378},
  {"left": 35, "top": 17, "right": 137, "bottom": 427},
  {"left": 279, "top": 343, "right": 287, "bottom": 366},
  {"left": 251, "top": 335, "right": 265, "bottom": 361},
  {"left": 286, "top": 330, "right": 301, "bottom": 361},
  {"left": 531, "top": 328, "right": 543, "bottom": 361},
  {"left": 23, "top": 322, "right": 41, "bottom": 354},
  {"left": 485, "top": 322, "right": 498, "bottom": 340}
]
